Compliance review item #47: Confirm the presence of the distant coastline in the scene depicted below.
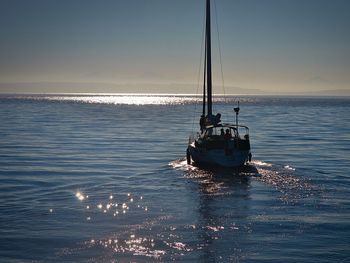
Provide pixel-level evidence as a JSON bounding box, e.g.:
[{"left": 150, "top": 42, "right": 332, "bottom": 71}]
[{"left": 0, "top": 82, "right": 349, "bottom": 97}]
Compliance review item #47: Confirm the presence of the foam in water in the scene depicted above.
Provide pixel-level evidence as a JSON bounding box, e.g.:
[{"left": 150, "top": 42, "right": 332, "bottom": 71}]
[{"left": 170, "top": 158, "right": 316, "bottom": 203}]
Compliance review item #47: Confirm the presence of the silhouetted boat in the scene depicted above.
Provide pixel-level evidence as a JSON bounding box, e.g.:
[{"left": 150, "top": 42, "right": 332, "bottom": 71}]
[{"left": 187, "top": 0, "right": 252, "bottom": 168}]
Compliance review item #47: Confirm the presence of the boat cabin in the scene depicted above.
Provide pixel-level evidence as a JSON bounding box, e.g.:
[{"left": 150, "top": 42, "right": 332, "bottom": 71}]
[{"left": 200, "top": 123, "right": 249, "bottom": 140}]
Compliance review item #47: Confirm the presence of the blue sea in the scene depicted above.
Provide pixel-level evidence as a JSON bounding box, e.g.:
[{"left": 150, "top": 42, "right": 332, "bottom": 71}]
[{"left": 0, "top": 94, "right": 349, "bottom": 262}]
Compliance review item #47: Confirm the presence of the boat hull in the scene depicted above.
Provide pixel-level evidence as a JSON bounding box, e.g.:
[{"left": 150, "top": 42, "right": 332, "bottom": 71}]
[{"left": 187, "top": 143, "right": 250, "bottom": 168}]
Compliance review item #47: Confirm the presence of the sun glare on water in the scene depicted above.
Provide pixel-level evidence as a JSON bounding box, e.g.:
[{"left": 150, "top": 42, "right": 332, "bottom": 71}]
[{"left": 40, "top": 94, "right": 200, "bottom": 105}]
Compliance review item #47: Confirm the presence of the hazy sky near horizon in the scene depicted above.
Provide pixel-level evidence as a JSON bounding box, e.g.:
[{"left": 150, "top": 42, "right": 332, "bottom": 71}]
[{"left": 0, "top": 0, "right": 349, "bottom": 94}]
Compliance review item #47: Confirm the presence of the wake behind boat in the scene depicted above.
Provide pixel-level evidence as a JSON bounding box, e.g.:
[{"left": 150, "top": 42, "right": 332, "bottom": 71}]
[{"left": 186, "top": 0, "right": 252, "bottom": 168}]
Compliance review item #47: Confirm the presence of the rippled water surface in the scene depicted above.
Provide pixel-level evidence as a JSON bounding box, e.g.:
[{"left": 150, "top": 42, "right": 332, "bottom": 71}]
[{"left": 0, "top": 94, "right": 349, "bottom": 262}]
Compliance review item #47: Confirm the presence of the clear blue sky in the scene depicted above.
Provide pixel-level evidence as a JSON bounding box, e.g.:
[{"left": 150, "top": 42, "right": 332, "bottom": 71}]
[{"left": 0, "top": 0, "right": 349, "bottom": 94}]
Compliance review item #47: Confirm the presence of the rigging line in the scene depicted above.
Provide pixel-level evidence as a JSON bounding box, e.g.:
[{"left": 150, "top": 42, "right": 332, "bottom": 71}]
[
  {"left": 203, "top": 34, "right": 207, "bottom": 117},
  {"left": 214, "top": 0, "right": 227, "bottom": 104},
  {"left": 191, "top": 5, "right": 207, "bottom": 133}
]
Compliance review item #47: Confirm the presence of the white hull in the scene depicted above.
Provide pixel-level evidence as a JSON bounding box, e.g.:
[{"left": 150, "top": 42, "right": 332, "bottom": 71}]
[{"left": 187, "top": 143, "right": 250, "bottom": 168}]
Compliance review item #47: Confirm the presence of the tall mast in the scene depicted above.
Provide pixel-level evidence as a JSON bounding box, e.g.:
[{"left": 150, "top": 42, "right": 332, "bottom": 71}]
[
  {"left": 206, "top": 0, "right": 212, "bottom": 116},
  {"left": 202, "top": 35, "right": 207, "bottom": 116}
]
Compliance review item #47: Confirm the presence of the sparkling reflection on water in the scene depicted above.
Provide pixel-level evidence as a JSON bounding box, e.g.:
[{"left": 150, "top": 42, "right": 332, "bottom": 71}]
[
  {"left": 0, "top": 93, "right": 261, "bottom": 106},
  {"left": 52, "top": 159, "right": 319, "bottom": 262},
  {"left": 0, "top": 95, "right": 349, "bottom": 262}
]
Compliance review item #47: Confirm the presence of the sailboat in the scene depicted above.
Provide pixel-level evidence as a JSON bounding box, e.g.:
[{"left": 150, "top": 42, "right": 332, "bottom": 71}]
[{"left": 186, "top": 0, "right": 252, "bottom": 168}]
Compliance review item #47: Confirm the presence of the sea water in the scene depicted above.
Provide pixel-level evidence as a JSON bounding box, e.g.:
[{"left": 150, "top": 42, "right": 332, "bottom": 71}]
[{"left": 0, "top": 94, "right": 349, "bottom": 262}]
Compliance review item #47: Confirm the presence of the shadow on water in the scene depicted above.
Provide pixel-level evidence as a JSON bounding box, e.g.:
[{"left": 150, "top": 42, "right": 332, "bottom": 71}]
[
  {"left": 195, "top": 175, "right": 251, "bottom": 262},
  {"left": 170, "top": 159, "right": 256, "bottom": 262}
]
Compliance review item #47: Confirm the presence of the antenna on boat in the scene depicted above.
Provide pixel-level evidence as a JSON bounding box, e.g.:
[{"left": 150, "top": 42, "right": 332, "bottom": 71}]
[{"left": 234, "top": 101, "right": 240, "bottom": 128}]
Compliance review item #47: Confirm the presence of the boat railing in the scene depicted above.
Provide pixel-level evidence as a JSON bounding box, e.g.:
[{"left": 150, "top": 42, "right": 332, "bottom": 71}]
[
  {"left": 188, "top": 132, "right": 200, "bottom": 144},
  {"left": 221, "top": 123, "right": 249, "bottom": 132},
  {"left": 233, "top": 125, "right": 250, "bottom": 137},
  {"left": 205, "top": 123, "right": 249, "bottom": 136}
]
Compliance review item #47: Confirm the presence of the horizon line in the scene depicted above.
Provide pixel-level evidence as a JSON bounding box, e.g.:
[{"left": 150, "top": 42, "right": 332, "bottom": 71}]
[{"left": 0, "top": 92, "right": 349, "bottom": 97}]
